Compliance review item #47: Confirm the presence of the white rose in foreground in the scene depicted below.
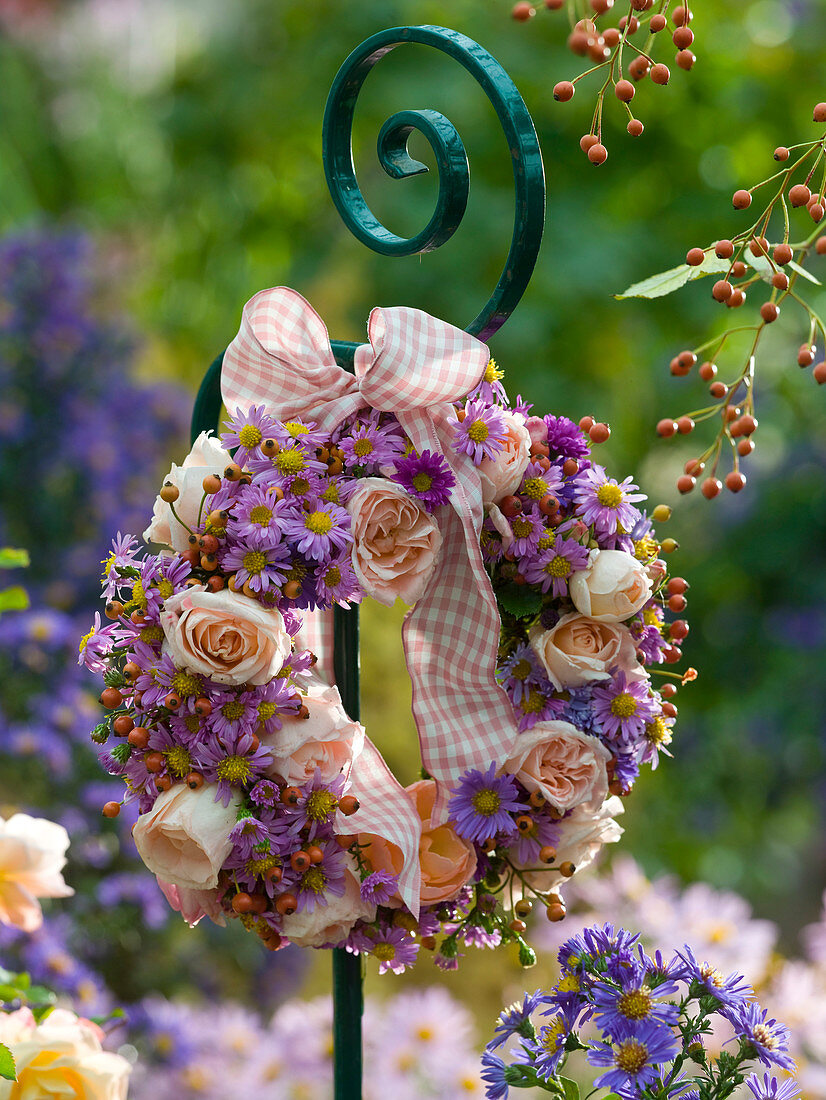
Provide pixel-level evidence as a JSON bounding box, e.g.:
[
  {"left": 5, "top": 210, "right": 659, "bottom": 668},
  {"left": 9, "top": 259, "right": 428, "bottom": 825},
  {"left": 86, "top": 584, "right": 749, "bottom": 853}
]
[
  {"left": 133, "top": 783, "right": 241, "bottom": 891},
  {"left": 263, "top": 677, "right": 364, "bottom": 785},
  {"left": 160, "top": 586, "right": 292, "bottom": 686},
  {"left": 503, "top": 722, "right": 611, "bottom": 813},
  {"left": 346, "top": 478, "right": 442, "bottom": 606},
  {"left": 0, "top": 814, "right": 74, "bottom": 932},
  {"left": 477, "top": 411, "right": 532, "bottom": 506},
  {"left": 280, "top": 857, "right": 376, "bottom": 948},
  {"left": 520, "top": 796, "right": 624, "bottom": 897},
  {"left": 569, "top": 549, "right": 652, "bottom": 623},
  {"left": 529, "top": 613, "right": 638, "bottom": 689},
  {"left": 143, "top": 431, "right": 227, "bottom": 553},
  {"left": 0, "top": 1007, "right": 130, "bottom": 1100}
]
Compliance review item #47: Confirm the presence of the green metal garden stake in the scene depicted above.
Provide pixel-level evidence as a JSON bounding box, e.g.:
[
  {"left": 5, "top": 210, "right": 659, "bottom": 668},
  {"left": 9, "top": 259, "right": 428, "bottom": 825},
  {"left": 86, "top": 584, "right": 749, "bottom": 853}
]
[{"left": 191, "top": 24, "right": 545, "bottom": 1100}]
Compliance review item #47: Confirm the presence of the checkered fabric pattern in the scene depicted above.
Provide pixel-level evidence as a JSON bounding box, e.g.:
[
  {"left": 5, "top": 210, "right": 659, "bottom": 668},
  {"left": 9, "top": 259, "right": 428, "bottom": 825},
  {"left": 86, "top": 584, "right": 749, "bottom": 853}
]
[{"left": 222, "top": 287, "right": 520, "bottom": 889}]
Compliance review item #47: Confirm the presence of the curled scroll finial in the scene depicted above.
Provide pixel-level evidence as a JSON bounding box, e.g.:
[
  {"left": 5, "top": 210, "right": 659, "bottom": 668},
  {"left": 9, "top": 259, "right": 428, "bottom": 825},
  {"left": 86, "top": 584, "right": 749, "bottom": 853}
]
[{"left": 322, "top": 24, "right": 546, "bottom": 342}]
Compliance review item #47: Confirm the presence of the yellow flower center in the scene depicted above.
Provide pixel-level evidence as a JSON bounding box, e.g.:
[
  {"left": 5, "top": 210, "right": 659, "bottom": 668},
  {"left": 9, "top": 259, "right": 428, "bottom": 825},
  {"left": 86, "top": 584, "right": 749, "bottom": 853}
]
[
  {"left": 752, "top": 1024, "right": 776, "bottom": 1048},
  {"left": 284, "top": 422, "right": 309, "bottom": 437},
  {"left": 466, "top": 418, "right": 489, "bottom": 443},
  {"left": 613, "top": 1038, "right": 648, "bottom": 1074},
  {"left": 239, "top": 424, "right": 263, "bottom": 449},
  {"left": 353, "top": 438, "right": 374, "bottom": 458},
  {"left": 165, "top": 746, "right": 193, "bottom": 778},
  {"left": 556, "top": 975, "right": 580, "bottom": 993},
  {"left": 484, "top": 358, "right": 504, "bottom": 384},
  {"left": 305, "top": 790, "right": 338, "bottom": 821},
  {"left": 292, "top": 477, "right": 311, "bottom": 497},
  {"left": 140, "top": 625, "right": 163, "bottom": 643},
  {"left": 544, "top": 556, "right": 571, "bottom": 578},
  {"left": 700, "top": 963, "right": 724, "bottom": 988},
  {"left": 412, "top": 472, "right": 434, "bottom": 492},
  {"left": 131, "top": 579, "right": 148, "bottom": 610},
  {"left": 522, "top": 477, "right": 549, "bottom": 500},
  {"left": 596, "top": 483, "right": 624, "bottom": 509},
  {"left": 217, "top": 755, "right": 252, "bottom": 783},
  {"left": 645, "top": 718, "right": 672, "bottom": 747},
  {"left": 305, "top": 510, "right": 333, "bottom": 535},
  {"left": 243, "top": 550, "right": 268, "bottom": 575},
  {"left": 321, "top": 483, "right": 340, "bottom": 503},
  {"left": 611, "top": 692, "right": 638, "bottom": 718},
  {"left": 221, "top": 700, "right": 246, "bottom": 720},
  {"left": 618, "top": 988, "right": 652, "bottom": 1021},
  {"left": 522, "top": 688, "right": 547, "bottom": 714},
  {"left": 511, "top": 517, "right": 534, "bottom": 538},
  {"left": 373, "top": 942, "right": 396, "bottom": 962},
  {"left": 249, "top": 505, "right": 273, "bottom": 527},
  {"left": 511, "top": 658, "right": 532, "bottom": 681},
  {"left": 301, "top": 866, "right": 327, "bottom": 894},
  {"left": 324, "top": 566, "right": 342, "bottom": 587},
  {"left": 258, "top": 702, "right": 277, "bottom": 721},
  {"left": 184, "top": 714, "right": 200, "bottom": 734},
  {"left": 634, "top": 535, "right": 658, "bottom": 561},
  {"left": 246, "top": 854, "right": 278, "bottom": 877},
  {"left": 543, "top": 1017, "right": 566, "bottom": 1049},
  {"left": 416, "top": 1027, "right": 433, "bottom": 1042},
  {"left": 471, "top": 789, "right": 501, "bottom": 816},
  {"left": 172, "top": 671, "right": 202, "bottom": 697},
  {"left": 643, "top": 608, "right": 661, "bottom": 627},
  {"left": 274, "top": 449, "right": 306, "bottom": 475},
  {"left": 78, "top": 627, "right": 94, "bottom": 654},
  {"left": 157, "top": 578, "right": 174, "bottom": 599}
]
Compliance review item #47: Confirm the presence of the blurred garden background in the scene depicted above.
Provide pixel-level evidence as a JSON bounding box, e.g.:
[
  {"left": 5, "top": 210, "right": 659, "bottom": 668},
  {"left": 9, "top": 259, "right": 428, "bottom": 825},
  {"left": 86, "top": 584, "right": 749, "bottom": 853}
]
[{"left": 1, "top": 0, "right": 825, "bottom": 1093}]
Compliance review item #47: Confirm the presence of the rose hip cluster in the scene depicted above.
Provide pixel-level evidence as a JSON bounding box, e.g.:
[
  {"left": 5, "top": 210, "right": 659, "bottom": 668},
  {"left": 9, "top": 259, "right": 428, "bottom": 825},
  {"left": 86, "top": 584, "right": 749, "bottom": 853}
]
[
  {"left": 512, "top": 0, "right": 696, "bottom": 163},
  {"left": 654, "top": 103, "right": 826, "bottom": 498}
]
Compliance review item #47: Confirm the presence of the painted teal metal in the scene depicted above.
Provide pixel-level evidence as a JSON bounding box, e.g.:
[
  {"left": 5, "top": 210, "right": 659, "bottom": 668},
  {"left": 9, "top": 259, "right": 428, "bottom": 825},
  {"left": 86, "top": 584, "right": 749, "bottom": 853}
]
[{"left": 189, "top": 24, "right": 545, "bottom": 1100}]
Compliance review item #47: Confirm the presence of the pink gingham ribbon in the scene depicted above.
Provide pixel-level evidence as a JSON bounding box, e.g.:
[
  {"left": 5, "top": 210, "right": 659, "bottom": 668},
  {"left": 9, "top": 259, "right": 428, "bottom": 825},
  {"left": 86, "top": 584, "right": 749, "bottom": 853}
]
[{"left": 222, "top": 287, "right": 520, "bottom": 831}]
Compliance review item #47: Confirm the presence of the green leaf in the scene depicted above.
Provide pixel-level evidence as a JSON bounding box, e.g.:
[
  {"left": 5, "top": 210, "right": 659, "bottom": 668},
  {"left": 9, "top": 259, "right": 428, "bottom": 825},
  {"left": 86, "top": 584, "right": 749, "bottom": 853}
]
[
  {"left": 0, "top": 1043, "right": 15, "bottom": 1081},
  {"left": 557, "top": 1078, "right": 580, "bottom": 1100},
  {"left": 0, "top": 586, "right": 29, "bottom": 613},
  {"left": 0, "top": 548, "right": 28, "bottom": 570},
  {"left": 616, "top": 254, "right": 731, "bottom": 299},
  {"left": 496, "top": 583, "right": 543, "bottom": 619},
  {"left": 789, "top": 258, "right": 821, "bottom": 284}
]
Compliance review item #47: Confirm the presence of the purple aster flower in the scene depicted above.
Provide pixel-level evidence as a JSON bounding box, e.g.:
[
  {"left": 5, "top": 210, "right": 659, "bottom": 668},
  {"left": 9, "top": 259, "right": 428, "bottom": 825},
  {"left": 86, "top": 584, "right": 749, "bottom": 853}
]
[
  {"left": 290, "top": 839, "right": 349, "bottom": 915},
  {"left": 227, "top": 813, "right": 274, "bottom": 859},
  {"left": 510, "top": 812, "right": 558, "bottom": 866},
  {"left": 544, "top": 414, "right": 590, "bottom": 460},
  {"left": 227, "top": 483, "right": 291, "bottom": 543},
  {"left": 282, "top": 771, "right": 347, "bottom": 840},
  {"left": 221, "top": 404, "right": 281, "bottom": 467},
  {"left": 517, "top": 459, "right": 565, "bottom": 506},
  {"left": 468, "top": 357, "right": 508, "bottom": 405},
  {"left": 638, "top": 712, "right": 674, "bottom": 769},
  {"left": 631, "top": 618, "right": 669, "bottom": 665},
  {"left": 480, "top": 1051, "right": 510, "bottom": 1100},
  {"left": 390, "top": 449, "right": 456, "bottom": 510},
  {"left": 488, "top": 990, "right": 541, "bottom": 1049},
  {"left": 747, "top": 1074, "right": 801, "bottom": 1100},
  {"left": 248, "top": 439, "right": 326, "bottom": 489},
  {"left": 613, "top": 751, "right": 641, "bottom": 791},
  {"left": 675, "top": 946, "right": 754, "bottom": 1006},
  {"left": 199, "top": 729, "right": 274, "bottom": 804},
  {"left": 574, "top": 464, "right": 646, "bottom": 536},
  {"left": 506, "top": 503, "right": 545, "bottom": 559},
  {"left": 281, "top": 500, "right": 352, "bottom": 562},
  {"left": 357, "top": 925, "right": 419, "bottom": 974},
  {"left": 497, "top": 643, "right": 545, "bottom": 706},
  {"left": 338, "top": 413, "right": 406, "bottom": 471},
  {"left": 100, "top": 531, "right": 140, "bottom": 598},
  {"left": 522, "top": 534, "right": 590, "bottom": 597},
  {"left": 219, "top": 532, "right": 292, "bottom": 592},
  {"left": 448, "top": 762, "right": 526, "bottom": 845},
  {"left": 449, "top": 399, "right": 507, "bottom": 464},
  {"left": 249, "top": 779, "right": 280, "bottom": 806},
  {"left": 359, "top": 870, "right": 399, "bottom": 906},
  {"left": 315, "top": 552, "right": 360, "bottom": 607},
  {"left": 560, "top": 686, "right": 598, "bottom": 735},
  {"left": 514, "top": 684, "right": 566, "bottom": 733},
  {"left": 208, "top": 688, "right": 260, "bottom": 738},
  {"left": 724, "top": 1002, "right": 796, "bottom": 1072},
  {"left": 529, "top": 1013, "right": 571, "bottom": 1079},
  {"left": 591, "top": 966, "right": 679, "bottom": 1039},
  {"left": 78, "top": 613, "right": 118, "bottom": 673},
  {"left": 434, "top": 948, "right": 462, "bottom": 971},
  {"left": 588, "top": 1020, "right": 680, "bottom": 1094},
  {"left": 591, "top": 670, "right": 658, "bottom": 745},
  {"left": 463, "top": 923, "right": 502, "bottom": 949},
  {"left": 582, "top": 922, "right": 642, "bottom": 962}
]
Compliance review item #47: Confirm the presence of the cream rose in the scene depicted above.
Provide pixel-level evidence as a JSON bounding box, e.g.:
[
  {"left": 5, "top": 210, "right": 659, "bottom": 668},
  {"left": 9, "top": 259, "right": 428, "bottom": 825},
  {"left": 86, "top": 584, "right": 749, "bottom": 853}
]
[
  {"left": 263, "top": 678, "right": 364, "bottom": 785},
  {"left": 519, "top": 796, "right": 624, "bottom": 897},
  {"left": 0, "top": 1007, "right": 130, "bottom": 1100},
  {"left": 157, "top": 878, "right": 226, "bottom": 927},
  {"left": 503, "top": 721, "right": 611, "bottom": 813},
  {"left": 280, "top": 856, "right": 376, "bottom": 947},
  {"left": 477, "top": 411, "right": 532, "bottom": 506},
  {"left": 569, "top": 549, "right": 653, "bottom": 623},
  {"left": 133, "top": 783, "right": 241, "bottom": 892},
  {"left": 0, "top": 814, "right": 73, "bottom": 933},
  {"left": 529, "top": 613, "right": 638, "bottom": 689},
  {"left": 143, "top": 431, "right": 227, "bottom": 553},
  {"left": 346, "top": 478, "right": 442, "bottom": 606},
  {"left": 160, "top": 586, "right": 292, "bottom": 686},
  {"left": 407, "top": 780, "right": 477, "bottom": 905}
]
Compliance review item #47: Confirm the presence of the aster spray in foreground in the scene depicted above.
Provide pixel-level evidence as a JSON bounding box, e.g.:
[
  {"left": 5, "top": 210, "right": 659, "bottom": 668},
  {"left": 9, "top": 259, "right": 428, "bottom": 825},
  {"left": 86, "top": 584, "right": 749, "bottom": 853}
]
[{"left": 482, "top": 921, "right": 798, "bottom": 1100}]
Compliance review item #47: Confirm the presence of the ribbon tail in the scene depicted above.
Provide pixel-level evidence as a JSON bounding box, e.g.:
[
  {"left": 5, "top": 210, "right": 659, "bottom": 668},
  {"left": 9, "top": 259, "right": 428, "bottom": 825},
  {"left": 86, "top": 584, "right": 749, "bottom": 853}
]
[{"left": 400, "top": 411, "right": 520, "bottom": 825}]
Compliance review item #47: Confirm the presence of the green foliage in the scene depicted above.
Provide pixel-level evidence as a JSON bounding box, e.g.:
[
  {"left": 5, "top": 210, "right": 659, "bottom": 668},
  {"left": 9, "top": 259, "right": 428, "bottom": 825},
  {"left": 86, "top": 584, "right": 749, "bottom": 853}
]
[
  {"left": 617, "top": 254, "right": 730, "bottom": 299},
  {"left": 0, "top": 1044, "right": 14, "bottom": 1082},
  {"left": 0, "top": 547, "right": 28, "bottom": 615}
]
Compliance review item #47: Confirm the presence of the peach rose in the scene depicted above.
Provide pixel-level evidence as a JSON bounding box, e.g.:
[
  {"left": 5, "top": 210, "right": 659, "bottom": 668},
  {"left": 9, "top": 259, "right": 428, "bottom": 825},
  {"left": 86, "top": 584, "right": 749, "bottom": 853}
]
[
  {"left": 133, "top": 783, "right": 241, "bottom": 892},
  {"left": 0, "top": 814, "right": 73, "bottom": 933},
  {"left": 0, "top": 1007, "right": 130, "bottom": 1100},
  {"left": 280, "top": 856, "right": 376, "bottom": 947},
  {"left": 160, "top": 586, "right": 292, "bottom": 686},
  {"left": 157, "top": 878, "right": 226, "bottom": 927},
  {"left": 407, "top": 780, "right": 477, "bottom": 905},
  {"left": 503, "top": 721, "right": 611, "bottom": 813},
  {"left": 346, "top": 478, "right": 442, "bottom": 606},
  {"left": 263, "top": 678, "right": 364, "bottom": 785},
  {"left": 518, "top": 796, "right": 624, "bottom": 898},
  {"left": 529, "top": 613, "right": 638, "bottom": 689},
  {"left": 569, "top": 549, "right": 653, "bottom": 623},
  {"left": 477, "top": 411, "right": 532, "bottom": 506},
  {"left": 143, "top": 431, "right": 227, "bottom": 553}
]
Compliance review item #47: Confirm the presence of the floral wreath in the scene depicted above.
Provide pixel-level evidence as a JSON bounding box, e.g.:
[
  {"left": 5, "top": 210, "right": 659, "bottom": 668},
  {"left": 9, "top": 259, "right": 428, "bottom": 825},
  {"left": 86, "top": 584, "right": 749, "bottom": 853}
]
[{"left": 81, "top": 287, "right": 691, "bottom": 974}]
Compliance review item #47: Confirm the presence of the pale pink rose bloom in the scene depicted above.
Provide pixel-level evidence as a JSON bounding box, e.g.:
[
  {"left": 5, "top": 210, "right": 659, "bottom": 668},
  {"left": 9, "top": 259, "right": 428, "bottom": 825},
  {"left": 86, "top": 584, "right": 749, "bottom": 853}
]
[
  {"left": 0, "top": 1007, "right": 131, "bottom": 1100},
  {"left": 133, "top": 783, "right": 241, "bottom": 892},
  {"left": 280, "top": 856, "right": 376, "bottom": 948},
  {"left": 487, "top": 503, "right": 514, "bottom": 552},
  {"left": 569, "top": 548, "right": 653, "bottom": 623},
  {"left": 263, "top": 678, "right": 364, "bottom": 785},
  {"left": 160, "top": 586, "right": 292, "bottom": 686},
  {"left": 406, "top": 780, "right": 477, "bottom": 905},
  {"left": 503, "top": 721, "right": 611, "bottom": 813},
  {"left": 143, "top": 431, "right": 227, "bottom": 553},
  {"left": 157, "top": 878, "right": 226, "bottom": 927},
  {"left": 519, "top": 796, "right": 624, "bottom": 898},
  {"left": 525, "top": 415, "right": 549, "bottom": 446},
  {"left": 0, "top": 814, "right": 73, "bottom": 932},
  {"left": 529, "top": 612, "right": 638, "bottom": 689},
  {"left": 346, "top": 478, "right": 442, "bottom": 606},
  {"left": 477, "top": 411, "right": 532, "bottom": 506}
]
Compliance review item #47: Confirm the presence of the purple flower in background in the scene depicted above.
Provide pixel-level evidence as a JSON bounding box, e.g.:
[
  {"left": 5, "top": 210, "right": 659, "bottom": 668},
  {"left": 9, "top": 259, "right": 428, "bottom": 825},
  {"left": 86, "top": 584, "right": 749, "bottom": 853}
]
[
  {"left": 574, "top": 465, "right": 646, "bottom": 536},
  {"left": 747, "top": 1074, "right": 801, "bottom": 1100},
  {"left": 449, "top": 399, "right": 507, "bottom": 464},
  {"left": 356, "top": 925, "right": 419, "bottom": 974},
  {"left": 480, "top": 1050, "right": 510, "bottom": 1099},
  {"left": 448, "top": 762, "right": 525, "bottom": 845},
  {"left": 489, "top": 990, "right": 541, "bottom": 1049},
  {"left": 390, "top": 449, "right": 456, "bottom": 510},
  {"left": 221, "top": 404, "right": 281, "bottom": 467}
]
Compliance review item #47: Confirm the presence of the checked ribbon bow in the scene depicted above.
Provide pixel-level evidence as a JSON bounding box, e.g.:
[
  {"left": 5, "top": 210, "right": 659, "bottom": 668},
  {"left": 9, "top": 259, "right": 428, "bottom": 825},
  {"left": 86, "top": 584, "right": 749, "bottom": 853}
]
[{"left": 222, "top": 287, "right": 519, "bottom": 912}]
